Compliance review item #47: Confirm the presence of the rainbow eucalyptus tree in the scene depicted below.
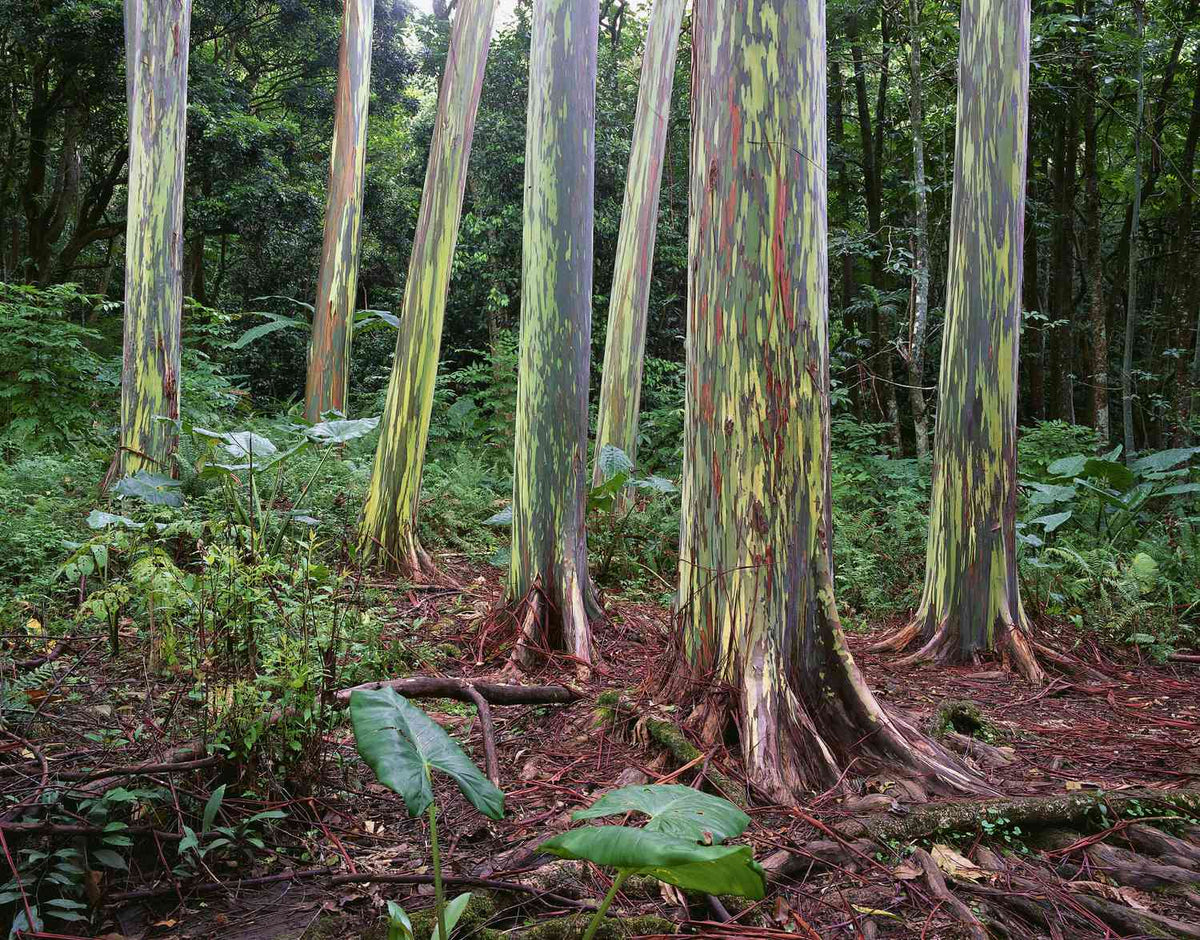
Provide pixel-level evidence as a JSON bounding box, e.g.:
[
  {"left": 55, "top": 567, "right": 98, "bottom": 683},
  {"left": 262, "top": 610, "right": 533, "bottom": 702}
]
[
  {"left": 592, "top": 0, "right": 685, "bottom": 482},
  {"left": 874, "top": 0, "right": 1043, "bottom": 683},
  {"left": 508, "top": 0, "right": 600, "bottom": 669},
  {"left": 116, "top": 0, "right": 192, "bottom": 477},
  {"left": 359, "top": 0, "right": 497, "bottom": 576},
  {"left": 672, "top": 0, "right": 977, "bottom": 796},
  {"left": 304, "top": 0, "right": 374, "bottom": 421}
]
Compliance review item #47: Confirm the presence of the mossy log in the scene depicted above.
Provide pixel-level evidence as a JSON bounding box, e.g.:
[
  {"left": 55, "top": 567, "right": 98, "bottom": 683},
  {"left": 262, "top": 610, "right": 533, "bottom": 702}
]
[
  {"left": 836, "top": 788, "right": 1200, "bottom": 843},
  {"left": 641, "top": 717, "right": 748, "bottom": 808}
]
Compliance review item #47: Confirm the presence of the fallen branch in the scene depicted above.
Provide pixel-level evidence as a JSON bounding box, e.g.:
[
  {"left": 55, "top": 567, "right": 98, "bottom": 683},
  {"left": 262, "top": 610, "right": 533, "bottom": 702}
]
[
  {"left": 59, "top": 755, "right": 222, "bottom": 782},
  {"left": 0, "top": 820, "right": 182, "bottom": 841},
  {"left": 835, "top": 788, "right": 1200, "bottom": 844},
  {"left": 334, "top": 676, "right": 581, "bottom": 707},
  {"left": 107, "top": 865, "right": 593, "bottom": 911},
  {"left": 462, "top": 684, "right": 500, "bottom": 786}
]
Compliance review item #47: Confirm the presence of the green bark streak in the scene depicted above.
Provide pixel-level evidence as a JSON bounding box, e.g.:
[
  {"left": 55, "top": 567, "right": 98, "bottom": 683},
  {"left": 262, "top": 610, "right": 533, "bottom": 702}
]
[
  {"left": 509, "top": 0, "right": 600, "bottom": 661},
  {"left": 592, "top": 0, "right": 685, "bottom": 482},
  {"left": 912, "top": 0, "right": 1032, "bottom": 659},
  {"left": 359, "top": 0, "right": 497, "bottom": 573},
  {"left": 118, "top": 0, "right": 191, "bottom": 476},
  {"left": 305, "top": 0, "right": 374, "bottom": 422},
  {"left": 676, "top": 0, "right": 973, "bottom": 795}
]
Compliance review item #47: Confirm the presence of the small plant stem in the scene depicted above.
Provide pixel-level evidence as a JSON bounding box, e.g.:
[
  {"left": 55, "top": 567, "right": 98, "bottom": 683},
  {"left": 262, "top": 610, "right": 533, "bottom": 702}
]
[
  {"left": 582, "top": 869, "right": 631, "bottom": 940},
  {"left": 428, "top": 801, "right": 448, "bottom": 940}
]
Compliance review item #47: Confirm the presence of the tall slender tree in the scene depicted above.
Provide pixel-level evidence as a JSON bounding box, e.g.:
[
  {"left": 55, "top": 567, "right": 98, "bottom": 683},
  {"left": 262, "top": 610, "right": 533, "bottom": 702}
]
[
  {"left": 874, "top": 0, "right": 1044, "bottom": 683},
  {"left": 906, "top": 0, "right": 932, "bottom": 459},
  {"left": 304, "top": 0, "right": 374, "bottom": 422},
  {"left": 116, "top": 0, "right": 192, "bottom": 478},
  {"left": 508, "top": 0, "right": 600, "bottom": 669},
  {"left": 1122, "top": 0, "right": 1145, "bottom": 459},
  {"left": 592, "top": 0, "right": 685, "bottom": 484},
  {"left": 1082, "top": 5, "right": 1109, "bottom": 445},
  {"left": 670, "top": 0, "right": 977, "bottom": 796},
  {"left": 359, "top": 0, "right": 498, "bottom": 576}
]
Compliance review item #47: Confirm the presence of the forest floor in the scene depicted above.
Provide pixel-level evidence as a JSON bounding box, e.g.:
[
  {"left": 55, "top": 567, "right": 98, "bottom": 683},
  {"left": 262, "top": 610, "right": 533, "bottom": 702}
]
[{"left": 4, "top": 564, "right": 1200, "bottom": 939}]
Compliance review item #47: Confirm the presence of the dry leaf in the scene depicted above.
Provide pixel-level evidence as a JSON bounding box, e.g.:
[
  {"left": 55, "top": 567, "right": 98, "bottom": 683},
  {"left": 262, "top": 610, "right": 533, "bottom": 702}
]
[
  {"left": 931, "top": 843, "right": 986, "bottom": 882},
  {"left": 892, "top": 859, "right": 923, "bottom": 880},
  {"left": 852, "top": 904, "right": 901, "bottom": 920}
]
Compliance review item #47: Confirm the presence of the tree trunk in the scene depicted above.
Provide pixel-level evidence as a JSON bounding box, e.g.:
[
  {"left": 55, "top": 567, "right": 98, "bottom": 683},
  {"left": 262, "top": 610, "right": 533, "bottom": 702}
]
[
  {"left": 874, "top": 0, "right": 1043, "bottom": 684},
  {"left": 1171, "top": 55, "right": 1200, "bottom": 441},
  {"left": 671, "top": 0, "right": 979, "bottom": 797},
  {"left": 829, "top": 53, "right": 862, "bottom": 420},
  {"left": 1083, "top": 7, "right": 1108, "bottom": 447},
  {"left": 592, "top": 0, "right": 685, "bottom": 484},
  {"left": 1122, "top": 1, "right": 1145, "bottom": 459},
  {"left": 1049, "top": 96, "right": 1079, "bottom": 423},
  {"left": 507, "top": 0, "right": 600, "bottom": 669},
  {"left": 115, "top": 0, "right": 192, "bottom": 478},
  {"left": 304, "top": 0, "right": 374, "bottom": 421},
  {"left": 358, "top": 0, "right": 497, "bottom": 577},
  {"left": 1023, "top": 141, "right": 1044, "bottom": 423},
  {"left": 906, "top": 0, "right": 931, "bottom": 459}
]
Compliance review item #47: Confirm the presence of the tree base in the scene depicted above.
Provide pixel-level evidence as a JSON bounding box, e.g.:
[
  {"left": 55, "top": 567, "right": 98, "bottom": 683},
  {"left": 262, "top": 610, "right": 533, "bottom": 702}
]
[
  {"left": 360, "top": 529, "right": 458, "bottom": 587},
  {"left": 503, "top": 580, "right": 597, "bottom": 682},
  {"left": 872, "top": 610, "right": 1046, "bottom": 686},
  {"left": 660, "top": 651, "right": 989, "bottom": 801}
]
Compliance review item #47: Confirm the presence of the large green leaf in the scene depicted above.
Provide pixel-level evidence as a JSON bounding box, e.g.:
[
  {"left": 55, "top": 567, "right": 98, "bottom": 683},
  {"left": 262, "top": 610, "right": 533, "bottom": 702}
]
[
  {"left": 1130, "top": 447, "right": 1200, "bottom": 474},
  {"left": 572, "top": 784, "right": 749, "bottom": 843},
  {"left": 349, "top": 687, "right": 504, "bottom": 820},
  {"left": 539, "top": 826, "right": 765, "bottom": 900},
  {"left": 1046, "top": 455, "right": 1087, "bottom": 478},
  {"left": 1024, "top": 481, "right": 1077, "bottom": 506},
  {"left": 306, "top": 416, "right": 380, "bottom": 445},
  {"left": 114, "top": 470, "right": 183, "bottom": 507},
  {"left": 1081, "top": 458, "right": 1134, "bottom": 491}
]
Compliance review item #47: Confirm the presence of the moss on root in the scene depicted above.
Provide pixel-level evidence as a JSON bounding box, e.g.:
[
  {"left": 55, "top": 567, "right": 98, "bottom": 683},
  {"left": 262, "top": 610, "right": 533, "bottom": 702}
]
[{"left": 931, "top": 700, "right": 1001, "bottom": 744}]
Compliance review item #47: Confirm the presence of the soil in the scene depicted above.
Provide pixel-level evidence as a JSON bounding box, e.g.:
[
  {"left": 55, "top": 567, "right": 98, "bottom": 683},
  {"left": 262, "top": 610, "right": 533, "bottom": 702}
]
[{"left": 3, "top": 566, "right": 1199, "bottom": 939}]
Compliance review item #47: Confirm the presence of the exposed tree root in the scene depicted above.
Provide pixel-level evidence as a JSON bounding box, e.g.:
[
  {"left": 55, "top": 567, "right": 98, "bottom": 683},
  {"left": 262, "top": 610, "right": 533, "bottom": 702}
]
[
  {"left": 505, "top": 580, "right": 596, "bottom": 680},
  {"left": 873, "top": 609, "right": 1046, "bottom": 685},
  {"left": 362, "top": 530, "right": 459, "bottom": 587},
  {"left": 909, "top": 846, "right": 988, "bottom": 940}
]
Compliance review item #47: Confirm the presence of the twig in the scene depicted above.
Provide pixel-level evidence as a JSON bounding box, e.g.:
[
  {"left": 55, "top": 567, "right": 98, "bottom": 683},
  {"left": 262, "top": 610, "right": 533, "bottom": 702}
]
[{"left": 462, "top": 684, "right": 501, "bottom": 786}]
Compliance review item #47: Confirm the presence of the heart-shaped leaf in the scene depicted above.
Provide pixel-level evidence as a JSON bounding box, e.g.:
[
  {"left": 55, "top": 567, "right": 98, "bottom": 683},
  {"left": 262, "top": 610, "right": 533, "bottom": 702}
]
[
  {"left": 222, "top": 431, "right": 278, "bottom": 461},
  {"left": 1130, "top": 447, "right": 1200, "bottom": 474},
  {"left": 114, "top": 470, "right": 183, "bottom": 507},
  {"left": 1046, "top": 455, "right": 1087, "bottom": 479},
  {"left": 307, "top": 416, "right": 380, "bottom": 445},
  {"left": 350, "top": 687, "right": 504, "bottom": 820},
  {"left": 572, "top": 784, "right": 749, "bottom": 843},
  {"left": 87, "top": 510, "right": 143, "bottom": 530},
  {"left": 539, "top": 826, "right": 765, "bottom": 900}
]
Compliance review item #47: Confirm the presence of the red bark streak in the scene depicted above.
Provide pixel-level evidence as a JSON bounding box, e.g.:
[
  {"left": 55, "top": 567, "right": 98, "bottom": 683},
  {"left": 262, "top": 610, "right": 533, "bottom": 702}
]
[
  {"left": 772, "top": 168, "right": 795, "bottom": 329},
  {"left": 715, "top": 304, "right": 724, "bottom": 344},
  {"left": 700, "top": 379, "right": 714, "bottom": 425}
]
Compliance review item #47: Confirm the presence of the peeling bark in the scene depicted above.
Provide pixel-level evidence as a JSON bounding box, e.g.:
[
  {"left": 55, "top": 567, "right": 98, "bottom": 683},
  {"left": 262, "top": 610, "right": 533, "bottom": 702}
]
[
  {"left": 670, "top": 0, "right": 979, "bottom": 798},
  {"left": 305, "top": 0, "right": 374, "bottom": 421},
  {"left": 593, "top": 0, "right": 685, "bottom": 486},
  {"left": 876, "top": 0, "right": 1043, "bottom": 684},
  {"left": 117, "top": 0, "right": 192, "bottom": 477},
  {"left": 359, "top": 0, "right": 497, "bottom": 576},
  {"left": 507, "top": 0, "right": 601, "bottom": 668}
]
